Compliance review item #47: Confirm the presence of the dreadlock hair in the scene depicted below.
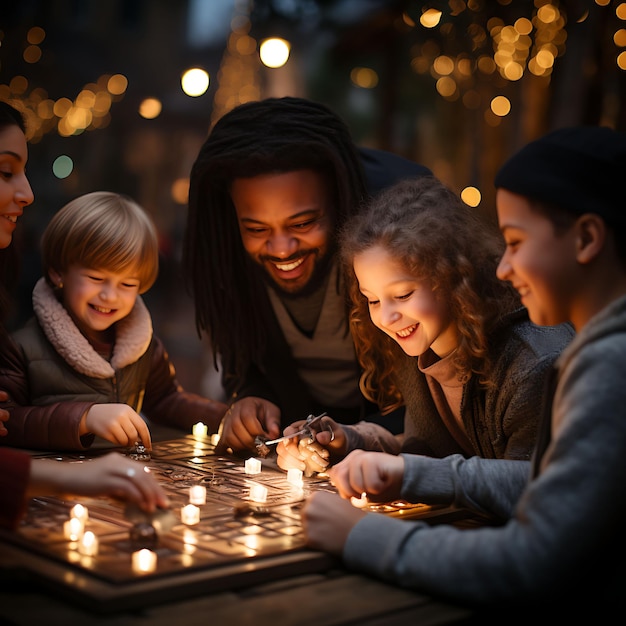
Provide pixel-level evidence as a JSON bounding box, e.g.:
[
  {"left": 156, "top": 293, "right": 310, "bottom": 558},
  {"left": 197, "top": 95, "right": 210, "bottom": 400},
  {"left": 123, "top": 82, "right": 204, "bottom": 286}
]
[
  {"left": 183, "top": 97, "right": 368, "bottom": 387},
  {"left": 339, "top": 175, "right": 521, "bottom": 414},
  {"left": 0, "top": 101, "right": 27, "bottom": 337}
]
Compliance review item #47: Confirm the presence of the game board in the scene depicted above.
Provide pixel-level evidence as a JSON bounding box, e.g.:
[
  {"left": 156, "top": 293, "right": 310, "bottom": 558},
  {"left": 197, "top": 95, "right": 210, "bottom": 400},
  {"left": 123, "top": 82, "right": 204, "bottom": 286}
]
[{"left": 0, "top": 435, "right": 462, "bottom": 613}]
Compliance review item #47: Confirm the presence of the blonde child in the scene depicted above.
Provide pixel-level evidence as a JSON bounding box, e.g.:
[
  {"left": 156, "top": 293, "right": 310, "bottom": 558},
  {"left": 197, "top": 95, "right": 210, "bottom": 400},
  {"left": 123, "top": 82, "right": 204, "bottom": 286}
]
[
  {"left": 0, "top": 103, "right": 168, "bottom": 527},
  {"left": 0, "top": 191, "right": 227, "bottom": 451}
]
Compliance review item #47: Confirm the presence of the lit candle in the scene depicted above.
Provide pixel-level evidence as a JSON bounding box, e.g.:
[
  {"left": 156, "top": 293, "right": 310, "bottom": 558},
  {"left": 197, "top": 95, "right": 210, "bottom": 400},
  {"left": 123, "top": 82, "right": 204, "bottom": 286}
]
[
  {"left": 78, "top": 530, "right": 99, "bottom": 556},
  {"left": 132, "top": 548, "right": 157, "bottom": 573},
  {"left": 181, "top": 503, "right": 200, "bottom": 525},
  {"left": 245, "top": 457, "right": 262, "bottom": 475},
  {"left": 350, "top": 491, "right": 369, "bottom": 509},
  {"left": 287, "top": 468, "right": 303, "bottom": 488},
  {"left": 64, "top": 517, "right": 84, "bottom": 541},
  {"left": 70, "top": 504, "right": 89, "bottom": 524},
  {"left": 192, "top": 422, "right": 208, "bottom": 438},
  {"left": 189, "top": 485, "right": 206, "bottom": 505},
  {"left": 249, "top": 483, "right": 268, "bottom": 503}
]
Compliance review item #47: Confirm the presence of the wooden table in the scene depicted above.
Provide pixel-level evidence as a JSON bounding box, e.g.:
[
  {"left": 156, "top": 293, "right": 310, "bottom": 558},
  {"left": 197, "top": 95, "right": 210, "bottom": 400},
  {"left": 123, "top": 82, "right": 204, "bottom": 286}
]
[{"left": 0, "top": 426, "right": 480, "bottom": 625}]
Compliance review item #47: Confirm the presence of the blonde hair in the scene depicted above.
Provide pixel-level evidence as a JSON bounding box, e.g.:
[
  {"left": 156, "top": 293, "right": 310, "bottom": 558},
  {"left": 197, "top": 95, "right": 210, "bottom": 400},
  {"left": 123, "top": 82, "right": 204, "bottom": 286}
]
[{"left": 41, "top": 191, "right": 159, "bottom": 293}]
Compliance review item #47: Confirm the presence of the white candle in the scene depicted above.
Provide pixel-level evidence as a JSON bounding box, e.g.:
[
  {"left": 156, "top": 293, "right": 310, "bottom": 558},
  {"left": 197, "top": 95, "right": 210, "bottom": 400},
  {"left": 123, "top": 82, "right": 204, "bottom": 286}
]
[
  {"left": 78, "top": 530, "right": 99, "bottom": 556},
  {"left": 245, "top": 457, "right": 262, "bottom": 475},
  {"left": 64, "top": 517, "right": 84, "bottom": 541},
  {"left": 249, "top": 483, "right": 268, "bottom": 503},
  {"left": 181, "top": 503, "right": 200, "bottom": 525},
  {"left": 189, "top": 484, "right": 206, "bottom": 505},
  {"left": 192, "top": 422, "right": 208, "bottom": 438},
  {"left": 350, "top": 491, "right": 369, "bottom": 509},
  {"left": 70, "top": 504, "right": 88, "bottom": 524},
  {"left": 287, "top": 468, "right": 303, "bottom": 488},
  {"left": 132, "top": 548, "right": 157, "bottom": 573}
]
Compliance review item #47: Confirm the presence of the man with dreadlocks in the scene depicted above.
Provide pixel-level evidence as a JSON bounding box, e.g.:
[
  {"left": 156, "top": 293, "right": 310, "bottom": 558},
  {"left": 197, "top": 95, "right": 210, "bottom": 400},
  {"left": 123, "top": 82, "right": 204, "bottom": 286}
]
[{"left": 184, "top": 96, "right": 430, "bottom": 454}]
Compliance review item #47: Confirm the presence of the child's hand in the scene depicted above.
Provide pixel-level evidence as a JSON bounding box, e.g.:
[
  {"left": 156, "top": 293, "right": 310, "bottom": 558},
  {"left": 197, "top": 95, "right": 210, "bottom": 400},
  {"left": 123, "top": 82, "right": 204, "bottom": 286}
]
[
  {"left": 82, "top": 403, "right": 152, "bottom": 449},
  {"left": 276, "top": 415, "right": 347, "bottom": 474},
  {"left": 326, "top": 449, "right": 405, "bottom": 502}
]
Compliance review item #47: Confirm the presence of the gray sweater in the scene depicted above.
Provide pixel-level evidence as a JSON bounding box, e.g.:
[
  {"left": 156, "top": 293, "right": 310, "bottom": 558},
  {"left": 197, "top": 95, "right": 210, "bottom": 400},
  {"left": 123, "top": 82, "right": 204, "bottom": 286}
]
[
  {"left": 343, "top": 309, "right": 574, "bottom": 460},
  {"left": 343, "top": 295, "right": 626, "bottom": 611}
]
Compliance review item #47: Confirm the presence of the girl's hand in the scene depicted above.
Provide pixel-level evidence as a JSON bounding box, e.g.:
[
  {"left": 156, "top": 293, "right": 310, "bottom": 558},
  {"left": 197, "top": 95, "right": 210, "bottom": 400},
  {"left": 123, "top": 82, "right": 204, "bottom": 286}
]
[{"left": 276, "top": 415, "right": 348, "bottom": 474}]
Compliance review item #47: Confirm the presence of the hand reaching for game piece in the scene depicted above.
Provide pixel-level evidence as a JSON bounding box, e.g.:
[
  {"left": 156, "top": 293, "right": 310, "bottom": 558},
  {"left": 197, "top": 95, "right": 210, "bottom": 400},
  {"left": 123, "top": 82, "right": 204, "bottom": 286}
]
[
  {"left": 81, "top": 403, "right": 153, "bottom": 449},
  {"left": 326, "top": 449, "right": 406, "bottom": 502},
  {"left": 215, "top": 396, "right": 281, "bottom": 453},
  {"left": 276, "top": 415, "right": 347, "bottom": 475},
  {"left": 26, "top": 452, "right": 169, "bottom": 513}
]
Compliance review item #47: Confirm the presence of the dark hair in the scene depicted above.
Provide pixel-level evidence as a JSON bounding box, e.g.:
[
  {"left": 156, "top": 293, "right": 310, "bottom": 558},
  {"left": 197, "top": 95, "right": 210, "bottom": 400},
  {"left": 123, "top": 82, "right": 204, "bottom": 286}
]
[
  {"left": 339, "top": 175, "right": 521, "bottom": 412},
  {"left": 0, "top": 101, "right": 27, "bottom": 330},
  {"left": 183, "top": 97, "right": 368, "bottom": 386}
]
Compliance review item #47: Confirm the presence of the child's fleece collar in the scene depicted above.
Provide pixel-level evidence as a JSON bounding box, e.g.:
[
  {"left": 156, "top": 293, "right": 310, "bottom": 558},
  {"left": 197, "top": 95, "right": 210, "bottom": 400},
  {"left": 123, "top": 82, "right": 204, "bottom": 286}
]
[{"left": 32, "top": 277, "right": 153, "bottom": 379}]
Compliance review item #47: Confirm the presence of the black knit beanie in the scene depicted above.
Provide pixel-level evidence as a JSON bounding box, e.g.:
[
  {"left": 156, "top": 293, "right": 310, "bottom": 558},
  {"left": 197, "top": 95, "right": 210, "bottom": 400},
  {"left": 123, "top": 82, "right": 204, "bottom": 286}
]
[{"left": 495, "top": 126, "right": 626, "bottom": 225}]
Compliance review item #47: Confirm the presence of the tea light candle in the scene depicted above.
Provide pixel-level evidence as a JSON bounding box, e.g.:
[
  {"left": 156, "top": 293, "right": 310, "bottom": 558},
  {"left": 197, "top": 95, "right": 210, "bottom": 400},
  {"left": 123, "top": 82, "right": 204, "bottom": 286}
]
[
  {"left": 189, "top": 484, "right": 206, "bottom": 505},
  {"left": 181, "top": 503, "right": 200, "bottom": 525},
  {"left": 70, "top": 503, "right": 88, "bottom": 524},
  {"left": 249, "top": 483, "right": 268, "bottom": 503},
  {"left": 287, "top": 468, "right": 303, "bottom": 488},
  {"left": 132, "top": 548, "right": 157, "bottom": 573},
  {"left": 64, "top": 517, "right": 84, "bottom": 541},
  {"left": 350, "top": 491, "right": 369, "bottom": 509},
  {"left": 245, "top": 457, "right": 261, "bottom": 475},
  {"left": 78, "top": 530, "right": 99, "bottom": 556},
  {"left": 192, "top": 422, "right": 208, "bottom": 438}
]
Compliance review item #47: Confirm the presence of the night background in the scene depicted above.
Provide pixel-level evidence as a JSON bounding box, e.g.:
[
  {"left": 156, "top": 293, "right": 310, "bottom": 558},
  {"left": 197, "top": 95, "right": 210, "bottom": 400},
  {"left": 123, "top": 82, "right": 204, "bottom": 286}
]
[{"left": 1, "top": 0, "right": 624, "bottom": 399}]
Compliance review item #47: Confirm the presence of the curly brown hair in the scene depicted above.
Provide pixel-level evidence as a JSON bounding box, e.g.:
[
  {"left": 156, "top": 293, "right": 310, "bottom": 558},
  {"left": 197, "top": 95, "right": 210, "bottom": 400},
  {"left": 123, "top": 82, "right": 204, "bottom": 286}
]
[{"left": 339, "top": 175, "right": 521, "bottom": 413}]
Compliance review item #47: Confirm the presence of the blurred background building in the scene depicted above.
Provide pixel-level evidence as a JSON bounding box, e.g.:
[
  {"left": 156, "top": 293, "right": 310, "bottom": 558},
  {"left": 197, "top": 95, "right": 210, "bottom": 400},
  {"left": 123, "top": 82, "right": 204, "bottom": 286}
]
[{"left": 1, "top": 0, "right": 625, "bottom": 401}]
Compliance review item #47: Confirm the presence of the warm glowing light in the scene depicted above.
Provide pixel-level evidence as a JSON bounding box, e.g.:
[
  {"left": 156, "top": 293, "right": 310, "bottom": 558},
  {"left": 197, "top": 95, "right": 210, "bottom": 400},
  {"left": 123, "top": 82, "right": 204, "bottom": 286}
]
[
  {"left": 132, "top": 548, "right": 157, "bottom": 573},
  {"left": 350, "top": 492, "right": 369, "bottom": 509},
  {"left": 491, "top": 95, "right": 511, "bottom": 117},
  {"left": 420, "top": 8, "right": 442, "bottom": 28},
  {"left": 461, "top": 187, "right": 482, "bottom": 208},
  {"left": 192, "top": 422, "right": 208, "bottom": 438},
  {"left": 70, "top": 504, "right": 89, "bottom": 523},
  {"left": 350, "top": 67, "right": 379, "bottom": 89},
  {"left": 107, "top": 74, "right": 128, "bottom": 96},
  {"left": 139, "top": 98, "right": 162, "bottom": 119},
  {"left": 64, "top": 517, "right": 84, "bottom": 541},
  {"left": 245, "top": 457, "right": 262, "bottom": 475},
  {"left": 78, "top": 531, "right": 99, "bottom": 556},
  {"left": 171, "top": 178, "right": 189, "bottom": 205},
  {"left": 181, "top": 68, "right": 210, "bottom": 97},
  {"left": 287, "top": 468, "right": 303, "bottom": 487},
  {"left": 249, "top": 484, "right": 268, "bottom": 503},
  {"left": 189, "top": 485, "right": 206, "bottom": 505},
  {"left": 259, "top": 38, "right": 290, "bottom": 68},
  {"left": 181, "top": 504, "right": 200, "bottom": 525}
]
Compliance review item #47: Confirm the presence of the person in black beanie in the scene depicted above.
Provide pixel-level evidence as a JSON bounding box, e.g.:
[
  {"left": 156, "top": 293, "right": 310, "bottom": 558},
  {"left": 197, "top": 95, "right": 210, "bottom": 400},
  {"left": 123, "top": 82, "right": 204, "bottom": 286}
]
[{"left": 299, "top": 126, "right": 626, "bottom": 619}]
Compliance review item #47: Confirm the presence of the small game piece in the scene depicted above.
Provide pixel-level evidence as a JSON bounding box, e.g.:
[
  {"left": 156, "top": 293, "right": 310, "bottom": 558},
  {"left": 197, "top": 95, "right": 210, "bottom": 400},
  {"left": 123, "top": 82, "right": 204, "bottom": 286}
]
[
  {"left": 130, "top": 522, "right": 158, "bottom": 548},
  {"left": 129, "top": 440, "right": 151, "bottom": 461}
]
